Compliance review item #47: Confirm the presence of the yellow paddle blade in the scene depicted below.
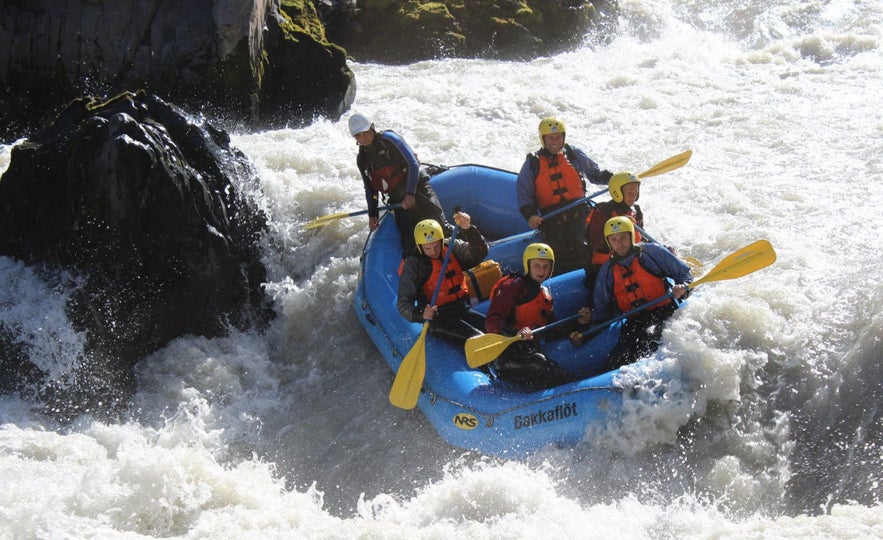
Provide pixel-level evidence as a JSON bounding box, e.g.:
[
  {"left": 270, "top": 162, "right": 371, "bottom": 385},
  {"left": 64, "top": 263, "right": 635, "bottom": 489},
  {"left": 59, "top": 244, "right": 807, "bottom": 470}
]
[
  {"left": 389, "top": 324, "right": 429, "bottom": 410},
  {"left": 637, "top": 150, "right": 692, "bottom": 179},
  {"left": 464, "top": 333, "right": 522, "bottom": 368},
  {"left": 684, "top": 256, "right": 704, "bottom": 277},
  {"left": 304, "top": 212, "right": 350, "bottom": 230},
  {"left": 692, "top": 239, "right": 776, "bottom": 289}
]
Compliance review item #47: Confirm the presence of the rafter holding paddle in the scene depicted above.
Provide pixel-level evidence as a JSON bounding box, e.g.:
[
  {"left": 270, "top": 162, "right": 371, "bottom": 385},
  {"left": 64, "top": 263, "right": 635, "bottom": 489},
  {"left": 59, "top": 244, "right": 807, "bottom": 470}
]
[
  {"left": 571, "top": 238, "right": 776, "bottom": 345},
  {"left": 388, "top": 225, "right": 459, "bottom": 410},
  {"left": 489, "top": 150, "right": 693, "bottom": 248},
  {"left": 464, "top": 313, "right": 580, "bottom": 368}
]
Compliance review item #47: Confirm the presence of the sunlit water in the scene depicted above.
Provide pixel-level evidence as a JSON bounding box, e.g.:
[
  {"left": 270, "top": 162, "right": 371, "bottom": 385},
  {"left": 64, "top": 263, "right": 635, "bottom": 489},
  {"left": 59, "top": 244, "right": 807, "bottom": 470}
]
[{"left": 2, "top": 0, "right": 882, "bottom": 537}]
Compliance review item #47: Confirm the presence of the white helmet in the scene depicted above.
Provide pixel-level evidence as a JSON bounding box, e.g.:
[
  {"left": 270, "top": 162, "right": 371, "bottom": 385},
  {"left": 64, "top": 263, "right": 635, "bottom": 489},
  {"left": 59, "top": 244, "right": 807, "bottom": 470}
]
[{"left": 348, "top": 112, "right": 373, "bottom": 136}]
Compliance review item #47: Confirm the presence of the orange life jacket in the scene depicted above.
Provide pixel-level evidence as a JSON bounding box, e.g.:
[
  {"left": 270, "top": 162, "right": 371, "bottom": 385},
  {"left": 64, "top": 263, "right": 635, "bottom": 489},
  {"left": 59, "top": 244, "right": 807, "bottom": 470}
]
[
  {"left": 533, "top": 153, "right": 585, "bottom": 211},
  {"left": 515, "top": 285, "right": 554, "bottom": 329},
  {"left": 420, "top": 247, "right": 469, "bottom": 306},
  {"left": 612, "top": 254, "right": 669, "bottom": 313}
]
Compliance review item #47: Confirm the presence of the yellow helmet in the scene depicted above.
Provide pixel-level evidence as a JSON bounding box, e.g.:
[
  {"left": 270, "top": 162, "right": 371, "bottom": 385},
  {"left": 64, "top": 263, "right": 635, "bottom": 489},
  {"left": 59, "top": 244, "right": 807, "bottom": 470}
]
[
  {"left": 604, "top": 216, "right": 636, "bottom": 249},
  {"left": 538, "top": 117, "right": 565, "bottom": 144},
  {"left": 413, "top": 219, "right": 444, "bottom": 252},
  {"left": 523, "top": 242, "right": 555, "bottom": 274},
  {"left": 608, "top": 172, "right": 640, "bottom": 203}
]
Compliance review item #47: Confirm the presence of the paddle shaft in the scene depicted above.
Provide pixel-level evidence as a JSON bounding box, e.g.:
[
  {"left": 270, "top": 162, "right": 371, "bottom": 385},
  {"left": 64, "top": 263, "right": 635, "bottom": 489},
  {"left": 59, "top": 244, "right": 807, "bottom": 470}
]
[
  {"left": 487, "top": 188, "right": 607, "bottom": 247},
  {"left": 306, "top": 203, "right": 402, "bottom": 229},
  {"left": 355, "top": 203, "right": 403, "bottom": 218},
  {"left": 427, "top": 227, "right": 459, "bottom": 311},
  {"left": 330, "top": 203, "right": 402, "bottom": 219},
  {"left": 574, "top": 291, "right": 678, "bottom": 343},
  {"left": 529, "top": 312, "right": 581, "bottom": 337},
  {"left": 538, "top": 187, "right": 608, "bottom": 221},
  {"left": 488, "top": 198, "right": 666, "bottom": 249},
  {"left": 465, "top": 312, "right": 581, "bottom": 368}
]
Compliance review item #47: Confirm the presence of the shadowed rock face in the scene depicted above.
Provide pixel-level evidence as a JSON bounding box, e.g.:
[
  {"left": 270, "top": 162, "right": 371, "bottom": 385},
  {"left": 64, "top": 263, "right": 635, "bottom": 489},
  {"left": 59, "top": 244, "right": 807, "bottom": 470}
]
[
  {"left": 0, "top": 1, "right": 615, "bottom": 142},
  {"left": 320, "top": 0, "right": 616, "bottom": 65},
  {"left": 0, "top": 91, "right": 274, "bottom": 419},
  {"left": 0, "top": 0, "right": 355, "bottom": 141}
]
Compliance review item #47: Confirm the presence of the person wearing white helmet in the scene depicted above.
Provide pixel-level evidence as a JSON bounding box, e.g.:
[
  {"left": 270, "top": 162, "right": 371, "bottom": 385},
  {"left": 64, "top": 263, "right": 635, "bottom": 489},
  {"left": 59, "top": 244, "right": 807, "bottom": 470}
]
[
  {"left": 574, "top": 216, "right": 691, "bottom": 371},
  {"left": 348, "top": 111, "right": 449, "bottom": 253},
  {"left": 515, "top": 116, "right": 613, "bottom": 275},
  {"left": 485, "top": 243, "right": 575, "bottom": 389}
]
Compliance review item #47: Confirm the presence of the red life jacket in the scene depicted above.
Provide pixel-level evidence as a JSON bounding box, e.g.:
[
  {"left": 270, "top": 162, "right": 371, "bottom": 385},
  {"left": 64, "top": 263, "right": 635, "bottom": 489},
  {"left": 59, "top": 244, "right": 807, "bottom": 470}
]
[
  {"left": 487, "top": 274, "right": 512, "bottom": 300},
  {"left": 533, "top": 153, "right": 584, "bottom": 211},
  {"left": 367, "top": 162, "right": 406, "bottom": 193},
  {"left": 420, "top": 247, "right": 469, "bottom": 307},
  {"left": 612, "top": 254, "right": 669, "bottom": 313},
  {"left": 489, "top": 275, "right": 554, "bottom": 329}
]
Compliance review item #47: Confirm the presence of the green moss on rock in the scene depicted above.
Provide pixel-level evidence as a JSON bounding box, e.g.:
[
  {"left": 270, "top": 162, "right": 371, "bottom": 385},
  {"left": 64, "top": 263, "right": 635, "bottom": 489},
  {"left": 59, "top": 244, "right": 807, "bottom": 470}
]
[
  {"left": 280, "top": 0, "right": 329, "bottom": 42},
  {"left": 402, "top": 2, "right": 455, "bottom": 26},
  {"left": 328, "top": 0, "right": 605, "bottom": 63}
]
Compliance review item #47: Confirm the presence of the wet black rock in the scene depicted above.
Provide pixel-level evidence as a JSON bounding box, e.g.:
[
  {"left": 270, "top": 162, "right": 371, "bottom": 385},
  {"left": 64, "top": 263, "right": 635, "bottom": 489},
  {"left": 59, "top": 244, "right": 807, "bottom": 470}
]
[
  {"left": 0, "top": 91, "right": 274, "bottom": 419},
  {"left": 0, "top": 0, "right": 355, "bottom": 142}
]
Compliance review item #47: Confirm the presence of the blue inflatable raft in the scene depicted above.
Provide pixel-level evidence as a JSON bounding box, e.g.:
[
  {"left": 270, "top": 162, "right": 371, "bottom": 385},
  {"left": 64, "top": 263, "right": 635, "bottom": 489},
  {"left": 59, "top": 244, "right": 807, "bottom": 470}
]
[{"left": 353, "top": 164, "right": 631, "bottom": 458}]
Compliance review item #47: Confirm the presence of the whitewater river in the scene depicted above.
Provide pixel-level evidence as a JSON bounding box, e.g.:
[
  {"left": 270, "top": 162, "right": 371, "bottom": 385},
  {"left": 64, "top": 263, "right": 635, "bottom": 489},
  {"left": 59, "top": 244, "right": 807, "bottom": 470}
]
[{"left": 1, "top": 0, "right": 881, "bottom": 537}]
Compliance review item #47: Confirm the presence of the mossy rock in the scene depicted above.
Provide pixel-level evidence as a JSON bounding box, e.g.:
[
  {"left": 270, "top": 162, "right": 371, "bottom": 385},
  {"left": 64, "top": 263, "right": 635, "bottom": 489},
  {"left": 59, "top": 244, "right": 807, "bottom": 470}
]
[{"left": 327, "top": 0, "right": 609, "bottom": 63}]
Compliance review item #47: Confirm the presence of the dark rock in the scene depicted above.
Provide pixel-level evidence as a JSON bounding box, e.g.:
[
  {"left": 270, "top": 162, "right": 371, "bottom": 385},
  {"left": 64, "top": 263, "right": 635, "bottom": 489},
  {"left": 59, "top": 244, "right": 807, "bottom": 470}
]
[
  {"left": 322, "top": 0, "right": 617, "bottom": 64},
  {"left": 263, "top": 1, "right": 356, "bottom": 125},
  {"left": 0, "top": 90, "right": 274, "bottom": 420},
  {"left": 0, "top": 0, "right": 355, "bottom": 142}
]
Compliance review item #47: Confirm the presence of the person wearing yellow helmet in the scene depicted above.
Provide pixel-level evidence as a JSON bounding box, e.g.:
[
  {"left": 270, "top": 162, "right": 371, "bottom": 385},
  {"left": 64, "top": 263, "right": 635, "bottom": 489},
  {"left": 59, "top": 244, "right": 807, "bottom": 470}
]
[
  {"left": 516, "top": 116, "right": 613, "bottom": 274},
  {"left": 584, "top": 171, "right": 645, "bottom": 291},
  {"left": 349, "top": 111, "right": 450, "bottom": 252},
  {"left": 575, "top": 216, "right": 692, "bottom": 371},
  {"left": 485, "top": 243, "right": 575, "bottom": 389},
  {"left": 397, "top": 211, "right": 488, "bottom": 345}
]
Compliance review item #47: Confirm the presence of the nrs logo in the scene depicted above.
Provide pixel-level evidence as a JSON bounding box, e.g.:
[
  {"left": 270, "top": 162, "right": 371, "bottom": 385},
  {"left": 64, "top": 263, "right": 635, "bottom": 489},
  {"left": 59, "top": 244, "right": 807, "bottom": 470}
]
[{"left": 453, "top": 413, "right": 478, "bottom": 430}]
